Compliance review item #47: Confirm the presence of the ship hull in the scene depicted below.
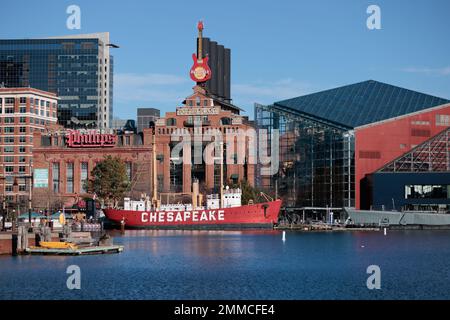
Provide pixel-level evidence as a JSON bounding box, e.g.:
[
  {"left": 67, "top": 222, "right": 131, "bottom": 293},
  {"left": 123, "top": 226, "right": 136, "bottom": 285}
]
[
  {"left": 344, "top": 207, "right": 450, "bottom": 228},
  {"left": 104, "top": 200, "right": 282, "bottom": 229}
]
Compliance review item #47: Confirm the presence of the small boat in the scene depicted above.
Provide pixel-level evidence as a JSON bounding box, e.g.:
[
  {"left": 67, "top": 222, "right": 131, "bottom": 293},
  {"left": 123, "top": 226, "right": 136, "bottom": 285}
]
[{"left": 39, "top": 242, "right": 78, "bottom": 250}]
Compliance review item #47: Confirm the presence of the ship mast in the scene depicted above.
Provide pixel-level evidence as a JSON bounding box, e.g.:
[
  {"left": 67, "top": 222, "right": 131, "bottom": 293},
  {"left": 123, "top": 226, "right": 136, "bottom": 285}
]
[
  {"left": 220, "top": 141, "right": 224, "bottom": 208},
  {"left": 151, "top": 125, "right": 158, "bottom": 209}
]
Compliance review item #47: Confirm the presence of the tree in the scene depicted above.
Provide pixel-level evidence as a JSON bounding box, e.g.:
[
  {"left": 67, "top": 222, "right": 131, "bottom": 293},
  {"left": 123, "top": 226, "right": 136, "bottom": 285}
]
[
  {"left": 230, "top": 179, "right": 270, "bottom": 205},
  {"left": 86, "top": 155, "right": 130, "bottom": 208}
]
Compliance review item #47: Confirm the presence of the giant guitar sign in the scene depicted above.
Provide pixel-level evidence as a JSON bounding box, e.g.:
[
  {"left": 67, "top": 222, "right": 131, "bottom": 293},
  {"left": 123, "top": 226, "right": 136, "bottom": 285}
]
[{"left": 190, "top": 21, "right": 212, "bottom": 83}]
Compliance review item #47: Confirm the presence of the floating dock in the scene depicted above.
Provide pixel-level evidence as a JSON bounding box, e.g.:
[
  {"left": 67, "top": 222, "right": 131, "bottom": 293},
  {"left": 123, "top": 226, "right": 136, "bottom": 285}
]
[{"left": 24, "top": 244, "right": 124, "bottom": 255}]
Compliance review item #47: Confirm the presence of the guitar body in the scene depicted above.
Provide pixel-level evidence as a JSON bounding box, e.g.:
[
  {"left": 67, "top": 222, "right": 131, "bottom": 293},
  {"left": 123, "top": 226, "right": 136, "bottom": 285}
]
[{"left": 190, "top": 53, "right": 212, "bottom": 83}]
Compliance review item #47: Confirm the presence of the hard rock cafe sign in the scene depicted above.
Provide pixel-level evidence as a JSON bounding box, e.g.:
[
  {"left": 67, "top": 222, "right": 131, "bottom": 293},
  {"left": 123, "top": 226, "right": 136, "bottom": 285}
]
[
  {"left": 66, "top": 130, "right": 117, "bottom": 148},
  {"left": 189, "top": 21, "right": 212, "bottom": 83}
]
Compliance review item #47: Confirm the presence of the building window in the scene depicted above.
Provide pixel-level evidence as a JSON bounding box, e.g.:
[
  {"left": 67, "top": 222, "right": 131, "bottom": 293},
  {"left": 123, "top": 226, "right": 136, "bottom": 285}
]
[
  {"left": 80, "top": 162, "right": 88, "bottom": 193},
  {"left": 52, "top": 162, "right": 60, "bottom": 193},
  {"left": 19, "top": 185, "right": 27, "bottom": 192},
  {"left": 19, "top": 97, "right": 27, "bottom": 104},
  {"left": 196, "top": 96, "right": 201, "bottom": 106},
  {"left": 19, "top": 166, "right": 26, "bottom": 174},
  {"left": 4, "top": 156, "right": 14, "bottom": 163},
  {"left": 4, "top": 127, "right": 14, "bottom": 133},
  {"left": 359, "top": 150, "right": 381, "bottom": 159},
  {"left": 405, "top": 185, "right": 449, "bottom": 199},
  {"left": 19, "top": 137, "right": 26, "bottom": 143},
  {"left": 4, "top": 146, "right": 14, "bottom": 153},
  {"left": 5, "top": 166, "right": 14, "bottom": 173},
  {"left": 5, "top": 98, "right": 15, "bottom": 104},
  {"left": 19, "top": 156, "right": 26, "bottom": 163},
  {"left": 411, "top": 128, "right": 431, "bottom": 137},
  {"left": 66, "top": 162, "right": 74, "bottom": 193},
  {"left": 19, "top": 117, "right": 26, "bottom": 123},
  {"left": 19, "top": 106, "right": 26, "bottom": 113},
  {"left": 5, "top": 107, "right": 14, "bottom": 114},
  {"left": 4, "top": 117, "right": 14, "bottom": 124},
  {"left": 125, "top": 136, "right": 130, "bottom": 145},
  {"left": 166, "top": 118, "right": 177, "bottom": 126},
  {"left": 4, "top": 137, "right": 15, "bottom": 144},
  {"left": 436, "top": 115, "right": 450, "bottom": 126},
  {"left": 19, "top": 127, "right": 26, "bottom": 133},
  {"left": 5, "top": 185, "right": 13, "bottom": 192}
]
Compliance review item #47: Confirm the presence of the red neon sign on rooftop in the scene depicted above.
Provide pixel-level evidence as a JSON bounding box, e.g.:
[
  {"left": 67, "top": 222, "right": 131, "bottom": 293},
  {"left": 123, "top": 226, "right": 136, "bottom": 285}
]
[{"left": 66, "top": 130, "right": 117, "bottom": 148}]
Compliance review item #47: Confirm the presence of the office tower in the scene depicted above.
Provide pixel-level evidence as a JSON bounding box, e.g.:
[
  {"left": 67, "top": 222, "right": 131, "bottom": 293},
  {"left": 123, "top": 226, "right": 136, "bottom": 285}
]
[
  {"left": 137, "top": 108, "right": 160, "bottom": 133},
  {"left": 0, "top": 32, "right": 115, "bottom": 129}
]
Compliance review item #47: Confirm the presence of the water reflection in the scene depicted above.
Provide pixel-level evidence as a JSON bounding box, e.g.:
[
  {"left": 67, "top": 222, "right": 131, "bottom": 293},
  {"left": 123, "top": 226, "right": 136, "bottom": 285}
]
[{"left": 1, "top": 230, "right": 450, "bottom": 300}]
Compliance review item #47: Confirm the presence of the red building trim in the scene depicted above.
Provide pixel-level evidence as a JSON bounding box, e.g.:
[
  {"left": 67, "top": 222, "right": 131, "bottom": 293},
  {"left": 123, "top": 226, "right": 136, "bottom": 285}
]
[{"left": 355, "top": 103, "right": 450, "bottom": 209}]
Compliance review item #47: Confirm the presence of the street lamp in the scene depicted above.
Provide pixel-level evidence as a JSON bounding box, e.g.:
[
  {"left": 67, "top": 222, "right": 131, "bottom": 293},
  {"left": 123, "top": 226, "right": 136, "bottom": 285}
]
[
  {"left": 0, "top": 163, "right": 5, "bottom": 231},
  {"left": 28, "top": 160, "right": 33, "bottom": 226},
  {"left": 12, "top": 177, "right": 18, "bottom": 232}
]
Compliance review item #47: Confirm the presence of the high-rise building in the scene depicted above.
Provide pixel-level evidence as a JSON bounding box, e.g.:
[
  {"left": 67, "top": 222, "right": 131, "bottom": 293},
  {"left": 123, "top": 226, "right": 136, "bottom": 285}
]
[
  {"left": 198, "top": 37, "right": 231, "bottom": 103},
  {"left": 137, "top": 108, "right": 160, "bottom": 133},
  {"left": 0, "top": 32, "right": 115, "bottom": 129},
  {"left": 0, "top": 87, "right": 58, "bottom": 212}
]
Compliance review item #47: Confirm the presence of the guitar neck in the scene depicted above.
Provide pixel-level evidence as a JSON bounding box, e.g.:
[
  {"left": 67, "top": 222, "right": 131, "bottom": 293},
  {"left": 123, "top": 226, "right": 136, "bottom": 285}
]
[{"left": 198, "top": 28, "right": 203, "bottom": 60}]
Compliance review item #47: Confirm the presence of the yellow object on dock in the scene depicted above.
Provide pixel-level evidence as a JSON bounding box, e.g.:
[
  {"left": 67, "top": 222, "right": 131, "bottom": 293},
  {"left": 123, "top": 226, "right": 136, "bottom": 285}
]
[{"left": 39, "top": 242, "right": 78, "bottom": 250}]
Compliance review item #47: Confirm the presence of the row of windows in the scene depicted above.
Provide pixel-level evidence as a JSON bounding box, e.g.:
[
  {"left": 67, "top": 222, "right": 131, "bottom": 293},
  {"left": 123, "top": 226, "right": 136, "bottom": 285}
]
[
  {"left": 187, "top": 97, "right": 209, "bottom": 107},
  {"left": 405, "top": 185, "right": 450, "bottom": 199},
  {"left": 2, "top": 155, "right": 29, "bottom": 162},
  {"left": 0, "top": 97, "right": 55, "bottom": 108},
  {"left": 4, "top": 184, "right": 28, "bottom": 192},
  {"left": 51, "top": 161, "right": 130, "bottom": 194},
  {"left": 0, "top": 107, "right": 55, "bottom": 117},
  {"left": 157, "top": 126, "right": 242, "bottom": 135},
  {"left": 0, "top": 126, "right": 27, "bottom": 133},
  {"left": 0, "top": 117, "right": 53, "bottom": 125},
  {"left": 2, "top": 146, "right": 28, "bottom": 153},
  {"left": 2, "top": 166, "right": 28, "bottom": 173},
  {"left": 0, "top": 136, "right": 33, "bottom": 143}
]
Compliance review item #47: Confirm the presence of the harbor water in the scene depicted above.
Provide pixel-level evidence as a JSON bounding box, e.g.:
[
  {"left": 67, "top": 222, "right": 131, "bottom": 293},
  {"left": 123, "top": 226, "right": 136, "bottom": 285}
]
[{"left": 1, "top": 229, "right": 450, "bottom": 300}]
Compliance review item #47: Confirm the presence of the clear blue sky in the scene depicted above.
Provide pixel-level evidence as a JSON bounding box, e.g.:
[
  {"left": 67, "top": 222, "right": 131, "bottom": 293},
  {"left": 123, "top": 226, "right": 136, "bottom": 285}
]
[{"left": 1, "top": 0, "right": 449, "bottom": 120}]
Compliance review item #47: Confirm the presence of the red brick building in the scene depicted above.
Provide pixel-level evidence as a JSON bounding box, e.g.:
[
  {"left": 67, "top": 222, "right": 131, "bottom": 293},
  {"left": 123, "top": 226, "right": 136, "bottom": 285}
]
[
  {"left": 32, "top": 129, "right": 152, "bottom": 209},
  {"left": 155, "top": 85, "right": 255, "bottom": 195},
  {"left": 0, "top": 88, "right": 58, "bottom": 211}
]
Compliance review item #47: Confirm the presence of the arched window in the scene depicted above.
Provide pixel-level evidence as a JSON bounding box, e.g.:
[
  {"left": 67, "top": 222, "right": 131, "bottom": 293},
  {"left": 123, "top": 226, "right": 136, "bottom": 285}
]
[
  {"left": 166, "top": 118, "right": 176, "bottom": 126},
  {"left": 196, "top": 96, "right": 201, "bottom": 106},
  {"left": 220, "top": 117, "right": 232, "bottom": 125}
]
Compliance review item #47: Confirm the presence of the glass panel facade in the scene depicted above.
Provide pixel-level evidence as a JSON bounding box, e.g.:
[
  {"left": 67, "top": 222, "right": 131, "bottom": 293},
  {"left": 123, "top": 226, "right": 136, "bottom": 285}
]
[
  {"left": 255, "top": 104, "right": 355, "bottom": 208},
  {"left": 0, "top": 37, "right": 113, "bottom": 128}
]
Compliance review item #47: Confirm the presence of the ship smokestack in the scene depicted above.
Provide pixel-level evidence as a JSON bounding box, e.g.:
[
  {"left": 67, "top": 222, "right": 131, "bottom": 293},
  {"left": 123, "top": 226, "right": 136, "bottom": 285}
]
[{"left": 192, "top": 179, "right": 199, "bottom": 209}]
